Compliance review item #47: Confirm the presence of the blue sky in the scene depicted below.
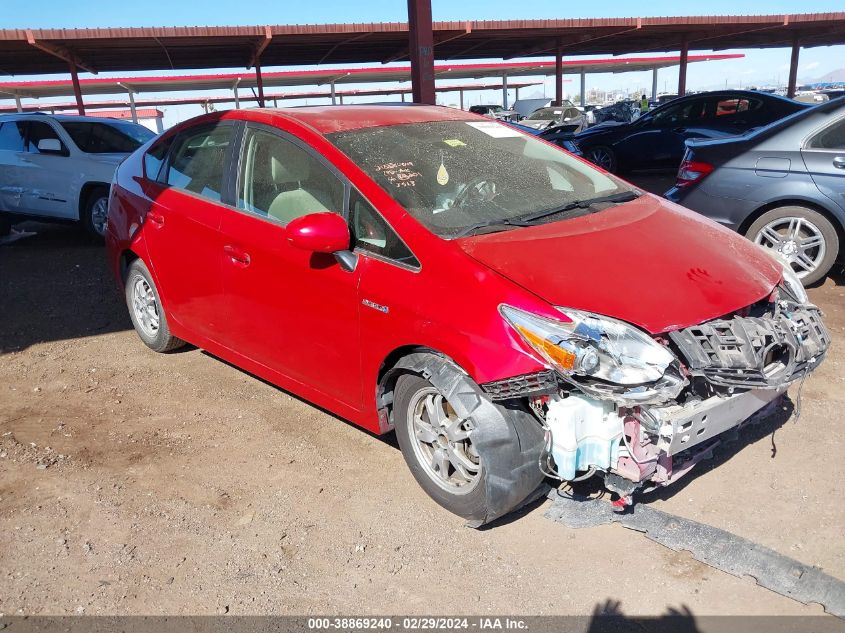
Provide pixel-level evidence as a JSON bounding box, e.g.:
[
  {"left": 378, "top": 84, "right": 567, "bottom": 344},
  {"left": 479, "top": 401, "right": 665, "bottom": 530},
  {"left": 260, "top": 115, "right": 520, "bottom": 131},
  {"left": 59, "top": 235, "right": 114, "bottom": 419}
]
[{"left": 2, "top": 1, "right": 844, "bottom": 127}]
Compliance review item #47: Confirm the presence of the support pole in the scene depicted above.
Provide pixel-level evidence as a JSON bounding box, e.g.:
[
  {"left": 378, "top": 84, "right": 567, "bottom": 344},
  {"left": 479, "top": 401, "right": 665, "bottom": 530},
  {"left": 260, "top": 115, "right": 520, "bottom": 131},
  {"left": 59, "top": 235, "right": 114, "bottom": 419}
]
[
  {"left": 339, "top": 94, "right": 344, "bottom": 105},
  {"left": 515, "top": 87, "right": 520, "bottom": 102},
  {"left": 69, "top": 62, "right": 85, "bottom": 115},
  {"left": 330, "top": 81, "right": 337, "bottom": 105},
  {"left": 255, "top": 59, "right": 266, "bottom": 108},
  {"left": 677, "top": 35, "right": 689, "bottom": 97},
  {"left": 580, "top": 72, "right": 586, "bottom": 107},
  {"left": 233, "top": 78, "right": 241, "bottom": 110},
  {"left": 15, "top": 95, "right": 22, "bottom": 113},
  {"left": 155, "top": 117, "right": 164, "bottom": 134},
  {"left": 787, "top": 36, "right": 800, "bottom": 98},
  {"left": 554, "top": 44, "right": 563, "bottom": 107},
  {"left": 459, "top": 89, "right": 464, "bottom": 110},
  {"left": 401, "top": 92, "right": 406, "bottom": 102},
  {"left": 128, "top": 91, "right": 137, "bottom": 123},
  {"left": 651, "top": 67, "right": 658, "bottom": 101},
  {"left": 408, "top": 0, "right": 435, "bottom": 104},
  {"left": 502, "top": 73, "right": 509, "bottom": 109}
]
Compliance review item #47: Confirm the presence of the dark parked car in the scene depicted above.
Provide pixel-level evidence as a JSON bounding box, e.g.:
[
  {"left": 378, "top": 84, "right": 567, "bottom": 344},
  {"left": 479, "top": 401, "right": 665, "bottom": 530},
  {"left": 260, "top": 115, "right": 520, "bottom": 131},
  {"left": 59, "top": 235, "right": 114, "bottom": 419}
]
[
  {"left": 574, "top": 90, "right": 808, "bottom": 173},
  {"left": 665, "top": 98, "right": 845, "bottom": 285},
  {"left": 507, "top": 121, "right": 584, "bottom": 157},
  {"left": 591, "top": 101, "right": 641, "bottom": 126}
]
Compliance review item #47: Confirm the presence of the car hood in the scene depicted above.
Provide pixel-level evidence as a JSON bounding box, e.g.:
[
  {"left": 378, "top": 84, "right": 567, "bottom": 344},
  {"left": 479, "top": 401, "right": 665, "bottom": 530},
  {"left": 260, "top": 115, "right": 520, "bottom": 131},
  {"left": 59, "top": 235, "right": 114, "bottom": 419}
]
[
  {"left": 456, "top": 194, "right": 782, "bottom": 334},
  {"left": 519, "top": 120, "right": 552, "bottom": 129},
  {"left": 576, "top": 121, "right": 629, "bottom": 138}
]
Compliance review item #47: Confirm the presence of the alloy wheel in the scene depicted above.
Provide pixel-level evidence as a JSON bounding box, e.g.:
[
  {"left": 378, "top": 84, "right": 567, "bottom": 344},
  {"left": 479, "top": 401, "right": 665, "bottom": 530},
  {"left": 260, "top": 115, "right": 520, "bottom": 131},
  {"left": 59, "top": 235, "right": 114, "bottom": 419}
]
[
  {"left": 588, "top": 148, "right": 614, "bottom": 171},
  {"left": 407, "top": 387, "right": 481, "bottom": 495},
  {"left": 754, "top": 216, "right": 826, "bottom": 279},
  {"left": 90, "top": 197, "right": 108, "bottom": 236},
  {"left": 132, "top": 277, "right": 160, "bottom": 337}
]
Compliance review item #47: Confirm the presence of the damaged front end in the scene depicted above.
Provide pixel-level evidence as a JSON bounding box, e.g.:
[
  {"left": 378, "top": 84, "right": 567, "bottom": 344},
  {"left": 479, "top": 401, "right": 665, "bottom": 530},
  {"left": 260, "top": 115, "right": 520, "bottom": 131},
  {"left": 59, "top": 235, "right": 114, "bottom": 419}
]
[{"left": 490, "top": 285, "right": 830, "bottom": 505}]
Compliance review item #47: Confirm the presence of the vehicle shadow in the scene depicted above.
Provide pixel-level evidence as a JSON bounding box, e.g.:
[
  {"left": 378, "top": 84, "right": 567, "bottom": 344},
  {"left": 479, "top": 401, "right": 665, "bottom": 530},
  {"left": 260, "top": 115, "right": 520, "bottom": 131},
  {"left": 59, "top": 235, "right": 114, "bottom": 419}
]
[
  {"left": 584, "top": 600, "right": 701, "bottom": 633},
  {"left": 0, "top": 223, "right": 132, "bottom": 353}
]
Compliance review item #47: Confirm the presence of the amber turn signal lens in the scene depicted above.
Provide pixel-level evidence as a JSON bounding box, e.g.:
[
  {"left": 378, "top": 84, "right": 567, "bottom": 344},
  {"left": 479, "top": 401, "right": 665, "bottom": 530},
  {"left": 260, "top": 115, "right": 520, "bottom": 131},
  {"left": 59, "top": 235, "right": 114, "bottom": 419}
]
[{"left": 514, "top": 324, "right": 577, "bottom": 370}]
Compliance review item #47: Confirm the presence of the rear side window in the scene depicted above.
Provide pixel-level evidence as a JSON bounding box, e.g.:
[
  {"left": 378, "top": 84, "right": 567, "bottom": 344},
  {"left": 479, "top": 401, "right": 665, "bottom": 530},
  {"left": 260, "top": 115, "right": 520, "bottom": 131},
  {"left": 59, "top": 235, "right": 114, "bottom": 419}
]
[
  {"left": 164, "top": 123, "right": 233, "bottom": 202},
  {"left": 25, "top": 121, "right": 65, "bottom": 154},
  {"left": 350, "top": 189, "right": 419, "bottom": 269},
  {"left": 0, "top": 122, "right": 26, "bottom": 151},
  {"left": 144, "top": 137, "right": 172, "bottom": 182},
  {"left": 808, "top": 118, "right": 845, "bottom": 150}
]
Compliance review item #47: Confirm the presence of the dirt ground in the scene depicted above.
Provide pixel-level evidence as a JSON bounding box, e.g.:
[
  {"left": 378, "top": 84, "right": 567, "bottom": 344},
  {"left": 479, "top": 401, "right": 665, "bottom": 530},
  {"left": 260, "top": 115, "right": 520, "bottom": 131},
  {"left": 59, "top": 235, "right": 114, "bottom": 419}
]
[{"left": 1, "top": 221, "right": 844, "bottom": 621}]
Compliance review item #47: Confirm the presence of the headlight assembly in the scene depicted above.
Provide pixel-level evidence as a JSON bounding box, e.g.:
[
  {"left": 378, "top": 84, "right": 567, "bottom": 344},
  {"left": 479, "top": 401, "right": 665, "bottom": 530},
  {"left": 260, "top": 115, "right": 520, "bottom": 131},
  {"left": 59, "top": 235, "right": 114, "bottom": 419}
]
[{"left": 500, "top": 305, "right": 685, "bottom": 405}]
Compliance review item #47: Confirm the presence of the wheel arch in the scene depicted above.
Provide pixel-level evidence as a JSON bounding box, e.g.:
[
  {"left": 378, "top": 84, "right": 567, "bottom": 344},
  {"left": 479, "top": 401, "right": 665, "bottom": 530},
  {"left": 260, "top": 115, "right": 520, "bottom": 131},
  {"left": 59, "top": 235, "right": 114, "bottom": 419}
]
[
  {"left": 78, "top": 181, "right": 111, "bottom": 220},
  {"left": 375, "top": 345, "right": 468, "bottom": 435},
  {"left": 738, "top": 198, "right": 845, "bottom": 257},
  {"left": 118, "top": 248, "right": 141, "bottom": 284}
]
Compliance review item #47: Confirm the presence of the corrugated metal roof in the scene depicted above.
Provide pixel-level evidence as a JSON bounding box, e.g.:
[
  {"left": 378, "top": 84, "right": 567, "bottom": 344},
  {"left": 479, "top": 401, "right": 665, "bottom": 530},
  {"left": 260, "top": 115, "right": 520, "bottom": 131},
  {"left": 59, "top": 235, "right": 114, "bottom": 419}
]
[{"left": 0, "top": 15, "right": 841, "bottom": 76}]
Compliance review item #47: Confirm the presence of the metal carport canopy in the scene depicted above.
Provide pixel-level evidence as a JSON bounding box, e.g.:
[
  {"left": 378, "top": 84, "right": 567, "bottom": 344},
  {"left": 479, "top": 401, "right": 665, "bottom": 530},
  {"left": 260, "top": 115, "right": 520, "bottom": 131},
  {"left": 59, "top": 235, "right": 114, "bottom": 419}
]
[
  {"left": 0, "top": 56, "right": 739, "bottom": 99},
  {"left": 0, "top": 14, "right": 842, "bottom": 76}
]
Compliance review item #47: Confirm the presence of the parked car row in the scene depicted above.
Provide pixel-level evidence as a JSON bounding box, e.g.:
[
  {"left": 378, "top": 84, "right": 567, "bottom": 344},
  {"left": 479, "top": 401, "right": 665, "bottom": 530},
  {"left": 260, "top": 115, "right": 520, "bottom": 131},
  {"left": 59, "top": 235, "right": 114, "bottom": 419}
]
[
  {"left": 665, "top": 97, "right": 845, "bottom": 285},
  {"left": 560, "top": 90, "right": 809, "bottom": 174}
]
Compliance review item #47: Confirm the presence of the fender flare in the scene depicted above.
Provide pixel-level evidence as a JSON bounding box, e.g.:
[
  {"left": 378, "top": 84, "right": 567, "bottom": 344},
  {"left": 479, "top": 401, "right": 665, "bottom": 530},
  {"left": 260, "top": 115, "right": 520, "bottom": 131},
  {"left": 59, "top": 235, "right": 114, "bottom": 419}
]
[{"left": 390, "top": 352, "right": 548, "bottom": 527}]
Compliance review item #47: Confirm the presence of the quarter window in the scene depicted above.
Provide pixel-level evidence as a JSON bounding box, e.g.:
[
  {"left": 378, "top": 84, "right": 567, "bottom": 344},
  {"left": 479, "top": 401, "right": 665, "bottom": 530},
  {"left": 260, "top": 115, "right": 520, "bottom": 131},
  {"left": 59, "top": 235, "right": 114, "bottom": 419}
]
[
  {"left": 0, "top": 122, "right": 26, "bottom": 152},
  {"left": 165, "top": 123, "right": 232, "bottom": 202},
  {"left": 808, "top": 118, "right": 845, "bottom": 150},
  {"left": 350, "top": 189, "right": 419, "bottom": 269},
  {"left": 237, "top": 127, "right": 344, "bottom": 225}
]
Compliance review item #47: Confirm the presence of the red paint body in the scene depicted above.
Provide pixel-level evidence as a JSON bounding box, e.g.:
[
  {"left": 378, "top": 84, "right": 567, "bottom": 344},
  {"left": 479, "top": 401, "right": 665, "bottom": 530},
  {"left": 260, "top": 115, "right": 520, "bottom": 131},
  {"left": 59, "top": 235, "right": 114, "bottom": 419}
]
[{"left": 106, "top": 106, "right": 782, "bottom": 434}]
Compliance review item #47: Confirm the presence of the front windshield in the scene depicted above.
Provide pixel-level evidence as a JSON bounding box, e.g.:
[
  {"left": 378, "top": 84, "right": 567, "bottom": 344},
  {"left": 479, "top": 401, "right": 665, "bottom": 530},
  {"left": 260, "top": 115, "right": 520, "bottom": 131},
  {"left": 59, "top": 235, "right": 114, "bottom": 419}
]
[
  {"left": 327, "top": 119, "right": 631, "bottom": 237},
  {"left": 60, "top": 120, "right": 155, "bottom": 153},
  {"left": 526, "top": 108, "right": 560, "bottom": 120}
]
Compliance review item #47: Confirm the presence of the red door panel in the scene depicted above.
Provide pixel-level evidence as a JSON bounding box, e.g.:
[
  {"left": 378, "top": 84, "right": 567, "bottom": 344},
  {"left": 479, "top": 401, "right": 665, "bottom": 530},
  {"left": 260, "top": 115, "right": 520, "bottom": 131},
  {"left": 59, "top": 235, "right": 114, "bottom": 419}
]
[
  {"left": 219, "top": 209, "right": 364, "bottom": 409},
  {"left": 141, "top": 182, "right": 224, "bottom": 341}
]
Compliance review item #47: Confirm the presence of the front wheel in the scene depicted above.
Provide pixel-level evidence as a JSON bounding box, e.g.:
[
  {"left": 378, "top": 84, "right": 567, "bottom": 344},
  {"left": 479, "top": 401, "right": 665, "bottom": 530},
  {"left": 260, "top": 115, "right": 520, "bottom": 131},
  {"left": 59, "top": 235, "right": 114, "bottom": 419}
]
[
  {"left": 585, "top": 145, "right": 617, "bottom": 173},
  {"left": 746, "top": 206, "right": 839, "bottom": 286},
  {"left": 393, "top": 364, "right": 546, "bottom": 526}
]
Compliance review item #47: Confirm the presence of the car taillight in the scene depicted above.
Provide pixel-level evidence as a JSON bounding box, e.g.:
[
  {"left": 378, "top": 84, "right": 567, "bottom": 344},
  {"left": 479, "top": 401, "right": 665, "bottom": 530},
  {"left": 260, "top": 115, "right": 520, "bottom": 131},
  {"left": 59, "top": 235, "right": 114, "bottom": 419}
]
[{"left": 675, "top": 157, "right": 714, "bottom": 188}]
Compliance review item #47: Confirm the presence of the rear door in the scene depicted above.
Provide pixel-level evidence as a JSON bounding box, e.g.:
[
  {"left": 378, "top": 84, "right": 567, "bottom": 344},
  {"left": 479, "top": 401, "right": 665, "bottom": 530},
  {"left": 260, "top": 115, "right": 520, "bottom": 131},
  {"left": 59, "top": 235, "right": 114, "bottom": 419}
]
[
  {"left": 801, "top": 115, "right": 845, "bottom": 213},
  {"left": 140, "top": 120, "right": 236, "bottom": 342},
  {"left": 219, "top": 123, "right": 363, "bottom": 407}
]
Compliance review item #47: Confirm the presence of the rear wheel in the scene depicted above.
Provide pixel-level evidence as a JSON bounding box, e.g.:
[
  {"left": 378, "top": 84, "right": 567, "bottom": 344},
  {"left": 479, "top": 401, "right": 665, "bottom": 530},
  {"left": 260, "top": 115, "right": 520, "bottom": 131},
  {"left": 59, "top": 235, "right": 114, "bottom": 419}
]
[
  {"left": 81, "top": 186, "right": 110, "bottom": 240},
  {"left": 393, "top": 364, "right": 546, "bottom": 526},
  {"left": 746, "top": 206, "right": 839, "bottom": 286},
  {"left": 585, "top": 145, "right": 617, "bottom": 173},
  {"left": 125, "top": 259, "right": 185, "bottom": 353}
]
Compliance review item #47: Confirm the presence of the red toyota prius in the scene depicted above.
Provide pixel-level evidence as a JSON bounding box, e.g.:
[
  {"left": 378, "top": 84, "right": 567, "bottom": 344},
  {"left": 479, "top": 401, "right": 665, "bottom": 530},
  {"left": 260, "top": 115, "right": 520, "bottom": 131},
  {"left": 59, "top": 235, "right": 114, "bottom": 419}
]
[{"left": 106, "top": 105, "right": 829, "bottom": 525}]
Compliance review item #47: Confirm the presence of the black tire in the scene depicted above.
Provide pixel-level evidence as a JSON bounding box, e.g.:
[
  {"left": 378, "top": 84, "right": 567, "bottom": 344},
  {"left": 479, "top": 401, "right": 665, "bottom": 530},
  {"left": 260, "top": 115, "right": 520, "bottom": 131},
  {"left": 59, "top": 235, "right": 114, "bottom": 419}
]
[
  {"left": 393, "top": 365, "right": 546, "bottom": 526},
  {"left": 745, "top": 205, "right": 839, "bottom": 286},
  {"left": 80, "top": 186, "right": 110, "bottom": 241},
  {"left": 124, "top": 259, "right": 185, "bottom": 353},
  {"left": 585, "top": 145, "right": 618, "bottom": 173}
]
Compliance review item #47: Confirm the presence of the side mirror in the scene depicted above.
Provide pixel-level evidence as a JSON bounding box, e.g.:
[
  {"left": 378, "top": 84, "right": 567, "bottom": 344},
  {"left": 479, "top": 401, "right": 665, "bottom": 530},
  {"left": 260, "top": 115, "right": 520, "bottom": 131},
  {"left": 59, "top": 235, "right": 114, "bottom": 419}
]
[
  {"left": 37, "top": 138, "right": 64, "bottom": 154},
  {"left": 286, "top": 212, "right": 350, "bottom": 254}
]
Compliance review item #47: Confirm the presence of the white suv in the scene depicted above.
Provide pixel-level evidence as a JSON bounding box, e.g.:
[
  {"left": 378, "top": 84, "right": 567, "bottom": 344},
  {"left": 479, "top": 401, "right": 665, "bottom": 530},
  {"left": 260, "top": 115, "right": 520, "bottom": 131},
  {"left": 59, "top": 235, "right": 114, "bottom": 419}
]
[{"left": 0, "top": 113, "right": 155, "bottom": 238}]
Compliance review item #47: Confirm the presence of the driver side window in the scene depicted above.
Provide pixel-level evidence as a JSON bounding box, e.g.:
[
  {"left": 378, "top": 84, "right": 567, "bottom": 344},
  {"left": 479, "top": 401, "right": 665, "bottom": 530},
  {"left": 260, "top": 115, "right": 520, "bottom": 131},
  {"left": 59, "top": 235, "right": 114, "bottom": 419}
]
[
  {"left": 237, "top": 127, "right": 344, "bottom": 225},
  {"left": 652, "top": 100, "right": 705, "bottom": 127}
]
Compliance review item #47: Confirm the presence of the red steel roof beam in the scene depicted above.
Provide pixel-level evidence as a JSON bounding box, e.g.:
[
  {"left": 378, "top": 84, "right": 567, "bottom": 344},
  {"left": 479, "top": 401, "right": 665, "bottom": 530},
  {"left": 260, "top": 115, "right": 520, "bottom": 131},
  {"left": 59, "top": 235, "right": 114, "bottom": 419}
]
[{"left": 408, "top": 0, "right": 435, "bottom": 104}]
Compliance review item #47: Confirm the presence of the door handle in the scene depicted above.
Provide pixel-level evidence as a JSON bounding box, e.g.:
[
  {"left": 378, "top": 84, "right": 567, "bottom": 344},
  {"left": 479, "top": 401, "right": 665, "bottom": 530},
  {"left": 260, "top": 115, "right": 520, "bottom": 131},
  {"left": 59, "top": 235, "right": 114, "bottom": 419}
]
[
  {"left": 147, "top": 211, "right": 165, "bottom": 226},
  {"left": 223, "top": 245, "right": 251, "bottom": 267},
  {"left": 833, "top": 156, "right": 845, "bottom": 170}
]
